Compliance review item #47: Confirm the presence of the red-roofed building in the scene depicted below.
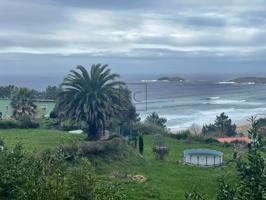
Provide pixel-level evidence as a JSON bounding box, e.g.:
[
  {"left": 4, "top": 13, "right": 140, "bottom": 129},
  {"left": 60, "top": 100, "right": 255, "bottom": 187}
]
[{"left": 217, "top": 136, "right": 251, "bottom": 143}]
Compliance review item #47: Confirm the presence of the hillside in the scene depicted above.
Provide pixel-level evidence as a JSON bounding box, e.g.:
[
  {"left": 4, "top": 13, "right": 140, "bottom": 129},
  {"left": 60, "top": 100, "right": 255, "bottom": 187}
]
[{"left": 0, "top": 129, "right": 238, "bottom": 199}]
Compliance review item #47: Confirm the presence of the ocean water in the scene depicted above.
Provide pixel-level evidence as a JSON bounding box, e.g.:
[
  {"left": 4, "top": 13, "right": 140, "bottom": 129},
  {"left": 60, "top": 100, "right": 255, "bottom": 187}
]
[
  {"left": 126, "top": 78, "right": 266, "bottom": 130},
  {"left": 1, "top": 74, "right": 266, "bottom": 130}
]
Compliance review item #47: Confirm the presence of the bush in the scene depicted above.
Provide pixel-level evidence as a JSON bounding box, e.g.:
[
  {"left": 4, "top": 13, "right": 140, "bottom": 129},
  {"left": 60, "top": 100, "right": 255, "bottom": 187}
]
[
  {"left": 38, "top": 118, "right": 60, "bottom": 129},
  {"left": 0, "top": 119, "right": 19, "bottom": 129},
  {"left": 138, "top": 135, "right": 144, "bottom": 155},
  {"left": 0, "top": 138, "right": 4, "bottom": 146},
  {"left": 152, "top": 134, "right": 169, "bottom": 160},
  {"left": 49, "top": 110, "right": 58, "bottom": 119},
  {"left": 18, "top": 115, "right": 39, "bottom": 128},
  {"left": 152, "top": 146, "right": 169, "bottom": 160},
  {"left": 137, "top": 122, "right": 168, "bottom": 135},
  {"left": 60, "top": 120, "right": 80, "bottom": 131},
  {"left": 79, "top": 137, "right": 125, "bottom": 156},
  {"left": 169, "top": 130, "right": 191, "bottom": 140},
  {"left": 0, "top": 144, "right": 125, "bottom": 200},
  {"left": 204, "top": 137, "right": 219, "bottom": 144}
]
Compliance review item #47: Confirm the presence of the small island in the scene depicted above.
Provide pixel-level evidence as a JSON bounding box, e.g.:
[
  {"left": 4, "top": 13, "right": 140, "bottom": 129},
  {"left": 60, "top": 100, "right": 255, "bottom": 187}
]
[
  {"left": 230, "top": 77, "right": 266, "bottom": 84},
  {"left": 157, "top": 76, "right": 185, "bottom": 82}
]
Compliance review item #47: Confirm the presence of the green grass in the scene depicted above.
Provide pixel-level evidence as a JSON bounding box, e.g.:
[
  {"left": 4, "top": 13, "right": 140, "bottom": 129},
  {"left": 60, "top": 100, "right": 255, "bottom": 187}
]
[
  {"left": 0, "top": 129, "right": 239, "bottom": 199},
  {"left": 111, "top": 135, "right": 237, "bottom": 200},
  {"left": 0, "top": 129, "right": 84, "bottom": 152}
]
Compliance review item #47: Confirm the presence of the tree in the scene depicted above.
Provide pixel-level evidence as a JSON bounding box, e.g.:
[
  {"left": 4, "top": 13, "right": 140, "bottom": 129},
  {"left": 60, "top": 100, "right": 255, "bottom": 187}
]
[
  {"left": 11, "top": 88, "right": 37, "bottom": 120},
  {"left": 55, "top": 64, "right": 128, "bottom": 140},
  {"left": 145, "top": 112, "right": 167, "bottom": 128},
  {"left": 138, "top": 135, "right": 144, "bottom": 155},
  {"left": 45, "top": 86, "right": 60, "bottom": 100},
  {"left": 216, "top": 117, "right": 265, "bottom": 200},
  {"left": 190, "top": 123, "right": 201, "bottom": 135},
  {"left": 0, "top": 85, "right": 17, "bottom": 99},
  {"left": 215, "top": 113, "right": 237, "bottom": 136}
]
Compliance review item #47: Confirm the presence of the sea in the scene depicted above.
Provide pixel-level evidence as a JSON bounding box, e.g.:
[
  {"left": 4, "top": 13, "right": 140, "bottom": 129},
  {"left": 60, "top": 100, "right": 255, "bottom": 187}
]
[{"left": 1, "top": 73, "right": 266, "bottom": 131}]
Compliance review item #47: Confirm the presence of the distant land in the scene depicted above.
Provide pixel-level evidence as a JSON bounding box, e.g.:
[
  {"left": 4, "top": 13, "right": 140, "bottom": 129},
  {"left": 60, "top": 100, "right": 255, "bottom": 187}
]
[
  {"left": 157, "top": 76, "right": 185, "bottom": 82},
  {"left": 230, "top": 77, "right": 266, "bottom": 84}
]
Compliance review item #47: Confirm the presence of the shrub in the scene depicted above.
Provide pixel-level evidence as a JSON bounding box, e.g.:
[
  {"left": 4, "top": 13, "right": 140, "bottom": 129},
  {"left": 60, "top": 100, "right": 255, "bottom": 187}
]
[
  {"left": 60, "top": 120, "right": 80, "bottom": 131},
  {"left": 0, "top": 138, "right": 4, "bottom": 146},
  {"left": 38, "top": 118, "right": 60, "bottom": 129},
  {"left": 152, "top": 146, "right": 169, "bottom": 160},
  {"left": 152, "top": 134, "right": 168, "bottom": 160},
  {"left": 138, "top": 135, "right": 144, "bottom": 155},
  {"left": 79, "top": 137, "right": 125, "bottom": 156},
  {"left": 169, "top": 130, "right": 191, "bottom": 140},
  {"left": 138, "top": 122, "right": 168, "bottom": 135},
  {"left": 0, "top": 144, "right": 125, "bottom": 200},
  {"left": 18, "top": 115, "right": 39, "bottom": 128},
  {"left": 204, "top": 137, "right": 219, "bottom": 144},
  {"left": 49, "top": 111, "right": 58, "bottom": 119},
  {"left": 0, "top": 119, "right": 19, "bottom": 129}
]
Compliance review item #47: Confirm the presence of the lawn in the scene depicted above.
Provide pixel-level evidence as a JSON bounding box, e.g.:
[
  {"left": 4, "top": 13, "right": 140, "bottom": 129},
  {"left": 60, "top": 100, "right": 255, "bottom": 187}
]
[
  {"left": 0, "top": 129, "right": 84, "bottom": 152},
  {"left": 0, "top": 129, "right": 238, "bottom": 199}
]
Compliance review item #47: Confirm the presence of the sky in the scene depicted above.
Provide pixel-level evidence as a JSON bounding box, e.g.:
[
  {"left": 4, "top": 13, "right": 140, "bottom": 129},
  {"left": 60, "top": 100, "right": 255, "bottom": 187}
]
[{"left": 0, "top": 0, "right": 266, "bottom": 76}]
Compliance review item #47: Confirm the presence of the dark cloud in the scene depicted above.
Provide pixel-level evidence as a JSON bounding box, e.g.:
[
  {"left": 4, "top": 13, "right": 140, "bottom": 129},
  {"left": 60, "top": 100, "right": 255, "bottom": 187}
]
[{"left": 0, "top": 0, "right": 266, "bottom": 74}]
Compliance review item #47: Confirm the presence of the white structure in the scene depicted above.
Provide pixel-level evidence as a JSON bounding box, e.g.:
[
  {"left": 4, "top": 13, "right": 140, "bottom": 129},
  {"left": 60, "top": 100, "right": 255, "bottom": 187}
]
[{"left": 184, "top": 149, "right": 223, "bottom": 167}]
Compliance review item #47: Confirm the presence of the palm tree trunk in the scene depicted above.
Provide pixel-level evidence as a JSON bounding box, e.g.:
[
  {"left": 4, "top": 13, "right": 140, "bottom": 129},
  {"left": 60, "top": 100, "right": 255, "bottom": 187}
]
[{"left": 87, "top": 122, "right": 100, "bottom": 141}]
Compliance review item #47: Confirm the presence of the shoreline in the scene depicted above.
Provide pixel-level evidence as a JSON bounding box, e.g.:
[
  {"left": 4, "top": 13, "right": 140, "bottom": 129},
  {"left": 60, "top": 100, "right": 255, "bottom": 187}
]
[{"left": 169, "top": 119, "right": 253, "bottom": 134}]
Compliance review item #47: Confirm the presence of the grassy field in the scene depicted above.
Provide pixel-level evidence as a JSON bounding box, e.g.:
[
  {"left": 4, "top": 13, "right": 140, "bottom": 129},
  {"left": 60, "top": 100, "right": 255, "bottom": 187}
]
[
  {"left": 0, "top": 129, "right": 84, "bottom": 152},
  {"left": 0, "top": 129, "right": 238, "bottom": 199}
]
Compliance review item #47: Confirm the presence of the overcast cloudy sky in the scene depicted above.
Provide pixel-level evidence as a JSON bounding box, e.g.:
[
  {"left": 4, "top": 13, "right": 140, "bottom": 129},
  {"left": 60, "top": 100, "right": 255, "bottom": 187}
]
[{"left": 0, "top": 0, "right": 266, "bottom": 76}]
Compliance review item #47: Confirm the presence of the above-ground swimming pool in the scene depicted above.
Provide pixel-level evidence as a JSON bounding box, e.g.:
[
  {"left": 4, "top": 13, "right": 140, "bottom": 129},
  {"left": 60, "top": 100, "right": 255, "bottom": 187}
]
[{"left": 184, "top": 149, "right": 223, "bottom": 167}]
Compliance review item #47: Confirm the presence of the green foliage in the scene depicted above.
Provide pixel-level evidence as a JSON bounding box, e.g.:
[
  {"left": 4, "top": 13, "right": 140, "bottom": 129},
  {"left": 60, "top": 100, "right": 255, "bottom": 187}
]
[
  {"left": 79, "top": 137, "right": 126, "bottom": 156},
  {"left": 44, "top": 85, "right": 60, "bottom": 100},
  {"left": 185, "top": 191, "right": 207, "bottom": 200},
  {"left": 145, "top": 112, "right": 167, "bottom": 128},
  {"left": 11, "top": 87, "right": 37, "bottom": 120},
  {"left": 216, "top": 179, "right": 235, "bottom": 200},
  {"left": 202, "top": 113, "right": 237, "bottom": 136},
  {"left": 215, "top": 117, "right": 266, "bottom": 200},
  {"left": 0, "top": 118, "right": 39, "bottom": 129},
  {"left": 0, "top": 119, "right": 19, "bottom": 129},
  {"left": 215, "top": 113, "right": 237, "bottom": 136},
  {"left": 137, "top": 121, "right": 168, "bottom": 135},
  {"left": 49, "top": 110, "right": 58, "bottom": 119},
  {"left": 0, "top": 144, "right": 125, "bottom": 200},
  {"left": 169, "top": 130, "right": 191, "bottom": 140},
  {"left": 202, "top": 124, "right": 216, "bottom": 135},
  {"left": 17, "top": 115, "right": 39, "bottom": 128},
  {"left": 152, "top": 134, "right": 169, "bottom": 160},
  {"left": 0, "top": 85, "right": 17, "bottom": 99},
  {"left": 0, "top": 138, "right": 4, "bottom": 146},
  {"left": 138, "top": 135, "right": 144, "bottom": 155},
  {"left": 55, "top": 64, "right": 130, "bottom": 140},
  {"left": 60, "top": 120, "right": 80, "bottom": 131}
]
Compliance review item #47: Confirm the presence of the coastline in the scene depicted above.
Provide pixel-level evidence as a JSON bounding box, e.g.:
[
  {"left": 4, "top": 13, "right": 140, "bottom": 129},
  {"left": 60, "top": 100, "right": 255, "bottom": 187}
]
[{"left": 169, "top": 119, "right": 252, "bottom": 134}]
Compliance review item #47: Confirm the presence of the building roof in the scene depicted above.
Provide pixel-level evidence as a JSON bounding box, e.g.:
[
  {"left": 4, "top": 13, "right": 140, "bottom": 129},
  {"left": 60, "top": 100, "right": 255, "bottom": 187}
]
[{"left": 217, "top": 136, "right": 251, "bottom": 143}]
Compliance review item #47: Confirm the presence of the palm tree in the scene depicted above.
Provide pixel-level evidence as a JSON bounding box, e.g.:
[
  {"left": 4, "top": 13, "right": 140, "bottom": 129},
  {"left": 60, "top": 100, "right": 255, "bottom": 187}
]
[
  {"left": 11, "top": 88, "right": 37, "bottom": 119},
  {"left": 56, "top": 64, "right": 128, "bottom": 140}
]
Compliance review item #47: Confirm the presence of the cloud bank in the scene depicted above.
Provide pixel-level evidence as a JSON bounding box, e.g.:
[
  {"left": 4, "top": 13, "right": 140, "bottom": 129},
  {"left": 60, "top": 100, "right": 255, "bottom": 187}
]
[{"left": 0, "top": 0, "right": 266, "bottom": 75}]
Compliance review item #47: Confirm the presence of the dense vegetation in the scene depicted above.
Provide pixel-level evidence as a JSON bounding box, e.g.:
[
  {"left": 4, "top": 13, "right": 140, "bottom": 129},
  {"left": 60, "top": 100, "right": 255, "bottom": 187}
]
[
  {"left": 0, "top": 85, "right": 60, "bottom": 100},
  {"left": 0, "top": 64, "right": 265, "bottom": 199},
  {"left": 202, "top": 112, "right": 237, "bottom": 137},
  {"left": 0, "top": 129, "right": 240, "bottom": 200},
  {"left": 55, "top": 64, "right": 135, "bottom": 140},
  {"left": 186, "top": 118, "right": 266, "bottom": 200}
]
